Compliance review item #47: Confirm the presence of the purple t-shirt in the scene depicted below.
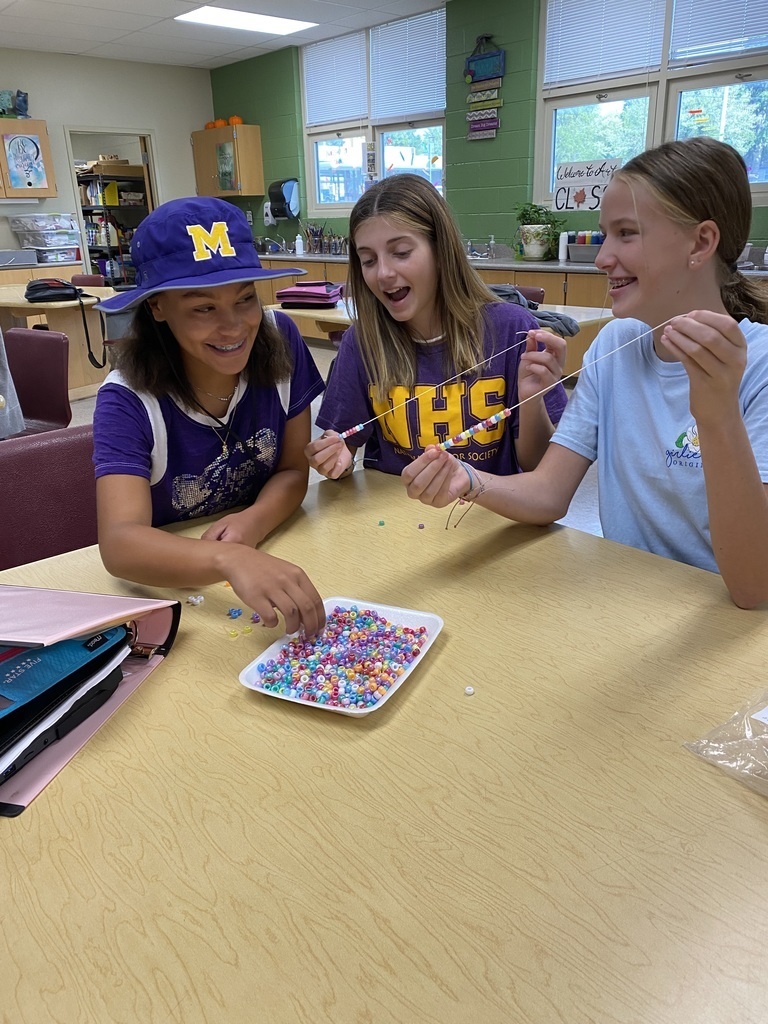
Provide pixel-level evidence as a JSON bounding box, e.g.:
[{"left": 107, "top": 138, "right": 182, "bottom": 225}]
[
  {"left": 93, "top": 312, "right": 324, "bottom": 526},
  {"left": 316, "top": 302, "right": 568, "bottom": 475}
]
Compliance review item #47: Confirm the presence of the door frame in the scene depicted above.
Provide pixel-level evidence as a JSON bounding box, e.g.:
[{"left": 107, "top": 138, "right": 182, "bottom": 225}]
[{"left": 63, "top": 126, "right": 159, "bottom": 274}]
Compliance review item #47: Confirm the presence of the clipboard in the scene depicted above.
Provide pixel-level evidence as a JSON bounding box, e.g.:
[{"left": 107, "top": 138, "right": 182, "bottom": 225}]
[{"left": 0, "top": 585, "right": 181, "bottom": 816}]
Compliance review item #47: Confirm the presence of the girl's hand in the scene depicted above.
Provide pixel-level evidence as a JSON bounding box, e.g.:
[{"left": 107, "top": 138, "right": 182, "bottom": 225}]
[
  {"left": 304, "top": 431, "right": 354, "bottom": 479},
  {"left": 518, "top": 330, "right": 567, "bottom": 403},
  {"left": 224, "top": 547, "right": 326, "bottom": 636},
  {"left": 659, "top": 311, "right": 747, "bottom": 423},
  {"left": 401, "top": 447, "right": 471, "bottom": 507},
  {"left": 201, "top": 511, "right": 260, "bottom": 547}
]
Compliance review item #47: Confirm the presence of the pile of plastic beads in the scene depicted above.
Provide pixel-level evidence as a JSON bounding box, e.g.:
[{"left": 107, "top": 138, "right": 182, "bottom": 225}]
[{"left": 255, "top": 605, "right": 429, "bottom": 710}]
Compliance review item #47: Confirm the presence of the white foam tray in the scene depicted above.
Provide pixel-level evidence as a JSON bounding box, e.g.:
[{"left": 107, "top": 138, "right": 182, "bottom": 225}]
[{"left": 239, "top": 597, "right": 443, "bottom": 716}]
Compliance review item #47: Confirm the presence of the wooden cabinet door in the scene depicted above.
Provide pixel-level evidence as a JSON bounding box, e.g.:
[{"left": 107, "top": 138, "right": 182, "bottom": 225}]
[
  {"left": 30, "top": 264, "right": 84, "bottom": 282},
  {"left": 191, "top": 125, "right": 264, "bottom": 197},
  {"left": 0, "top": 120, "right": 58, "bottom": 198},
  {"left": 476, "top": 268, "right": 516, "bottom": 286},
  {"left": 232, "top": 125, "right": 264, "bottom": 196},
  {"left": 516, "top": 271, "right": 566, "bottom": 303},
  {"left": 0, "top": 267, "right": 34, "bottom": 286},
  {"left": 565, "top": 272, "right": 612, "bottom": 308}
]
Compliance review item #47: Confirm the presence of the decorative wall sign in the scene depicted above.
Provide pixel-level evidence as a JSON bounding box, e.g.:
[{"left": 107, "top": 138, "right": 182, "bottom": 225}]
[
  {"left": 469, "top": 77, "right": 502, "bottom": 92},
  {"left": 469, "top": 118, "right": 500, "bottom": 132},
  {"left": 467, "top": 107, "right": 498, "bottom": 122},
  {"left": 466, "top": 88, "right": 498, "bottom": 104},
  {"left": 3, "top": 131, "right": 48, "bottom": 189},
  {"left": 469, "top": 98, "right": 503, "bottom": 111},
  {"left": 552, "top": 159, "right": 622, "bottom": 211},
  {"left": 463, "top": 35, "right": 504, "bottom": 142},
  {"left": 465, "top": 49, "right": 506, "bottom": 83}
]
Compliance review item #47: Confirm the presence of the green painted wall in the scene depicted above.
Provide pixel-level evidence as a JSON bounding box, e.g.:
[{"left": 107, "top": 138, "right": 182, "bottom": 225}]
[
  {"left": 210, "top": 2, "right": 768, "bottom": 249},
  {"left": 445, "top": 0, "right": 539, "bottom": 246},
  {"left": 209, "top": 47, "right": 306, "bottom": 240}
]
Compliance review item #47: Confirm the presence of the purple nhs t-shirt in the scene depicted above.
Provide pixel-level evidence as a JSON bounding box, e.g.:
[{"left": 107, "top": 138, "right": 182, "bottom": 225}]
[
  {"left": 93, "top": 314, "right": 324, "bottom": 526},
  {"left": 316, "top": 302, "right": 568, "bottom": 475}
]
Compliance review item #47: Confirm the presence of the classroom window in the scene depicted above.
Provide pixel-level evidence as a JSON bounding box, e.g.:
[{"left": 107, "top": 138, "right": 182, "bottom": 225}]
[
  {"left": 313, "top": 133, "right": 368, "bottom": 206},
  {"left": 536, "top": 0, "right": 768, "bottom": 205},
  {"left": 302, "top": 8, "right": 446, "bottom": 216},
  {"left": 380, "top": 125, "right": 444, "bottom": 194}
]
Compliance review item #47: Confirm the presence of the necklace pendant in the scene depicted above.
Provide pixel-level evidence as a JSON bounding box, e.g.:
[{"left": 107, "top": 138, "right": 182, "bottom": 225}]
[{"left": 221, "top": 442, "right": 229, "bottom": 458}]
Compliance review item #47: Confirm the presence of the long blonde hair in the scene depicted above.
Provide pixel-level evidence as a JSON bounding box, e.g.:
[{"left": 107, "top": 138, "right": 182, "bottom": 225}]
[
  {"left": 616, "top": 137, "right": 768, "bottom": 324},
  {"left": 347, "top": 174, "right": 499, "bottom": 400}
]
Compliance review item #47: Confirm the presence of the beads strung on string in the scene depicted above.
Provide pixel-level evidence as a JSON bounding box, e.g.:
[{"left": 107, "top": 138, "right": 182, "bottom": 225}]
[{"left": 439, "top": 407, "right": 513, "bottom": 451}]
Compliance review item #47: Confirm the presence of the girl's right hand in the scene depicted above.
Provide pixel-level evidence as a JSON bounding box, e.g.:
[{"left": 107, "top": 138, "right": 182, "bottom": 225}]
[
  {"left": 304, "top": 431, "right": 354, "bottom": 479},
  {"left": 401, "top": 447, "right": 471, "bottom": 507},
  {"left": 224, "top": 547, "right": 326, "bottom": 636}
]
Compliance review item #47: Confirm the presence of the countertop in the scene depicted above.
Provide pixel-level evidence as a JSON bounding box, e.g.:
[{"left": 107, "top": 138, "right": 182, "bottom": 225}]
[{"left": 261, "top": 251, "right": 768, "bottom": 278}]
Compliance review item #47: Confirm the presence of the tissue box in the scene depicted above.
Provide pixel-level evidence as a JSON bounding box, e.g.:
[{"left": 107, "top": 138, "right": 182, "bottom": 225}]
[{"left": 568, "top": 244, "right": 602, "bottom": 263}]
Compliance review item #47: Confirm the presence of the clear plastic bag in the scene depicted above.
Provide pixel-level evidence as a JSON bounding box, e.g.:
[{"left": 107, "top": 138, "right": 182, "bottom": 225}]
[{"left": 685, "top": 690, "right": 768, "bottom": 797}]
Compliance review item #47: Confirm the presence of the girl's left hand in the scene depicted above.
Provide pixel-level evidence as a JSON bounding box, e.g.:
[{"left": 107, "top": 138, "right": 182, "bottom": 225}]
[
  {"left": 518, "top": 329, "right": 567, "bottom": 403},
  {"left": 201, "top": 510, "right": 261, "bottom": 547},
  {"left": 659, "top": 311, "right": 747, "bottom": 421}
]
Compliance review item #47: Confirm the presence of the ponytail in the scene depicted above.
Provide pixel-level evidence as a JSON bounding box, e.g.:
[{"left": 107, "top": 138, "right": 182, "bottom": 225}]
[{"left": 721, "top": 266, "right": 768, "bottom": 324}]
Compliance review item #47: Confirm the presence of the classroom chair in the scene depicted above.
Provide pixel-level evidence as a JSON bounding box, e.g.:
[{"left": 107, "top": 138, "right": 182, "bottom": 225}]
[
  {"left": 0, "top": 424, "right": 98, "bottom": 570},
  {"left": 71, "top": 273, "right": 106, "bottom": 287},
  {"left": 515, "top": 285, "right": 546, "bottom": 305},
  {"left": 3, "top": 327, "right": 72, "bottom": 435}
]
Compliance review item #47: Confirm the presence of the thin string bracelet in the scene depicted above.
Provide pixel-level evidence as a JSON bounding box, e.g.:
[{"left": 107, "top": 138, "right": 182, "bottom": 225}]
[{"left": 446, "top": 464, "right": 487, "bottom": 530}]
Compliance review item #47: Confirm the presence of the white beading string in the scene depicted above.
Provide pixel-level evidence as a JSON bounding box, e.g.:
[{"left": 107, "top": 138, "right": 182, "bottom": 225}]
[
  {"left": 438, "top": 318, "right": 670, "bottom": 450},
  {"left": 338, "top": 331, "right": 531, "bottom": 439}
]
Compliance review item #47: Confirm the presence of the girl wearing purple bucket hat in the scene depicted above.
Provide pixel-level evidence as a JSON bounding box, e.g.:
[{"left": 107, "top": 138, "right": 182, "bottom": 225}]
[{"left": 93, "top": 197, "right": 326, "bottom": 635}]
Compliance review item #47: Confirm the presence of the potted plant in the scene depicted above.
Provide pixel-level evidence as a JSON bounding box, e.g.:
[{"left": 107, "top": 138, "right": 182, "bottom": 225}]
[{"left": 514, "top": 202, "right": 564, "bottom": 261}]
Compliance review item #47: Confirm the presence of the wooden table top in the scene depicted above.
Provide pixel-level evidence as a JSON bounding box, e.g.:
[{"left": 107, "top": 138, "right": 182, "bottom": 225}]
[
  {"left": 1, "top": 471, "right": 766, "bottom": 1023},
  {"left": 268, "top": 301, "right": 614, "bottom": 338},
  {"left": 0, "top": 283, "right": 116, "bottom": 310}
]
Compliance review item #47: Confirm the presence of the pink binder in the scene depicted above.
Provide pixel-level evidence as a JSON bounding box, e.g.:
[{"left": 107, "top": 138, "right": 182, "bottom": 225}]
[{"left": 0, "top": 585, "right": 181, "bottom": 816}]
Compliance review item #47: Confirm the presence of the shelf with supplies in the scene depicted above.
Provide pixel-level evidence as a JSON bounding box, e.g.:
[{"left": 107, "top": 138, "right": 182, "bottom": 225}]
[{"left": 76, "top": 166, "right": 153, "bottom": 286}]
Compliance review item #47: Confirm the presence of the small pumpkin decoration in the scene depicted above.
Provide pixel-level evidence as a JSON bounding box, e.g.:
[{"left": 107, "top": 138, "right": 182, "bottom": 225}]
[
  {"left": 228, "top": 115, "right": 244, "bottom": 126},
  {"left": 214, "top": 117, "right": 228, "bottom": 128},
  {"left": 205, "top": 121, "right": 216, "bottom": 129}
]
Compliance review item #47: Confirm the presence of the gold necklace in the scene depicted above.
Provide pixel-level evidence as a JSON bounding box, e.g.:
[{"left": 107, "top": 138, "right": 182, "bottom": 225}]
[
  {"left": 195, "top": 384, "right": 236, "bottom": 403},
  {"left": 209, "top": 419, "right": 232, "bottom": 458}
]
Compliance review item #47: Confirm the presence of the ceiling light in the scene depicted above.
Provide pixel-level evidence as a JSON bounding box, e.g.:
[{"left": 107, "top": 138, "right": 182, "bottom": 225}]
[{"left": 175, "top": 6, "right": 317, "bottom": 34}]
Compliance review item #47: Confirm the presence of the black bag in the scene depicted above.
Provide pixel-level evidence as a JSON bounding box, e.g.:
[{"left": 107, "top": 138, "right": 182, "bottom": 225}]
[
  {"left": 24, "top": 278, "right": 82, "bottom": 303},
  {"left": 23, "top": 278, "right": 107, "bottom": 368}
]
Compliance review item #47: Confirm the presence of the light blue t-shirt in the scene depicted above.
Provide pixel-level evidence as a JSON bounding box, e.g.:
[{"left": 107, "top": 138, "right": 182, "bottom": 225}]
[{"left": 552, "top": 316, "right": 768, "bottom": 572}]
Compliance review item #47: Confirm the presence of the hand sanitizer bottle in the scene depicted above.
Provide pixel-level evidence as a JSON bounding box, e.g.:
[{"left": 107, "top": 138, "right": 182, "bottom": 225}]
[
  {"left": 295, "top": 233, "right": 305, "bottom": 255},
  {"left": 488, "top": 234, "right": 496, "bottom": 259}
]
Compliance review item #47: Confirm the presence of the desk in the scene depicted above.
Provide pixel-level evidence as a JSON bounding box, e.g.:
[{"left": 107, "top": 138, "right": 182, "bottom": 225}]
[
  {"left": 1, "top": 472, "right": 766, "bottom": 1024},
  {"left": 269, "top": 303, "right": 614, "bottom": 377},
  {"left": 0, "top": 285, "right": 115, "bottom": 401}
]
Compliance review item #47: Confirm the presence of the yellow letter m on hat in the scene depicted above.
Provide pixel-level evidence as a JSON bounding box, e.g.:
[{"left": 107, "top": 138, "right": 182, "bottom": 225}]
[{"left": 187, "top": 221, "right": 237, "bottom": 261}]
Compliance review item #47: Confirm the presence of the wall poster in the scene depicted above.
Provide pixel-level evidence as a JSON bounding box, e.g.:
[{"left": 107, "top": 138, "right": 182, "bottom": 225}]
[{"left": 3, "top": 132, "right": 49, "bottom": 189}]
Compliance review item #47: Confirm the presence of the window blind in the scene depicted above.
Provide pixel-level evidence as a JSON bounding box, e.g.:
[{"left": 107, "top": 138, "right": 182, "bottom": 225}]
[
  {"left": 303, "top": 32, "right": 368, "bottom": 127},
  {"left": 543, "top": 0, "right": 665, "bottom": 87},
  {"left": 669, "top": 0, "right": 768, "bottom": 66},
  {"left": 370, "top": 8, "right": 446, "bottom": 123}
]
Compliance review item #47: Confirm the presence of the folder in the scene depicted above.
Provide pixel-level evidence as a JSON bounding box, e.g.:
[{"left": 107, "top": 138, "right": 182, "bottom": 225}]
[{"left": 0, "top": 585, "right": 181, "bottom": 816}]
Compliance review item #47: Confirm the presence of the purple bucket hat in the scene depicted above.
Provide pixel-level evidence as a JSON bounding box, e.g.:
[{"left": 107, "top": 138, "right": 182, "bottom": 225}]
[{"left": 96, "top": 196, "right": 304, "bottom": 313}]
